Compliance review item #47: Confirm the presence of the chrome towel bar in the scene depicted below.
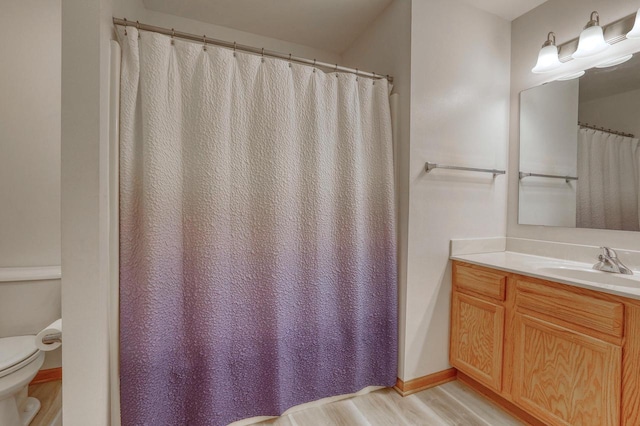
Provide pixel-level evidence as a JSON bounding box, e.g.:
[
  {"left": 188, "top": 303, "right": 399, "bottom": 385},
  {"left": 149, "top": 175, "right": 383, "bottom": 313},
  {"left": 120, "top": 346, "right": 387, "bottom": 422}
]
[
  {"left": 519, "top": 172, "right": 578, "bottom": 183},
  {"left": 425, "top": 162, "right": 505, "bottom": 178}
]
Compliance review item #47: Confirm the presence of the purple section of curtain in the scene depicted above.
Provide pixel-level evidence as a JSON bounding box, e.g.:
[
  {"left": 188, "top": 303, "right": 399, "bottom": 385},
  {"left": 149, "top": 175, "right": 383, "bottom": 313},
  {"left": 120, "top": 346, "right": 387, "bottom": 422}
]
[{"left": 118, "top": 27, "right": 397, "bottom": 426}]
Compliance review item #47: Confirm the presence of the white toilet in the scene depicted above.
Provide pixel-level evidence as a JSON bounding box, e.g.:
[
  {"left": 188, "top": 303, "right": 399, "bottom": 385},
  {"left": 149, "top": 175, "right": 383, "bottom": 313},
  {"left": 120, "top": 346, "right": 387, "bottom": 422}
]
[{"left": 0, "top": 336, "right": 45, "bottom": 426}]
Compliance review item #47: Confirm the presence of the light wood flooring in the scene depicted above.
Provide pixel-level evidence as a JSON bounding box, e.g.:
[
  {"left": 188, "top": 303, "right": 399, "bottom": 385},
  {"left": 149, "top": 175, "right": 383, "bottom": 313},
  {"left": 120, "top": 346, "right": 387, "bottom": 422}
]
[
  {"left": 251, "top": 381, "right": 522, "bottom": 425},
  {"left": 27, "top": 379, "right": 522, "bottom": 425},
  {"left": 29, "top": 380, "right": 61, "bottom": 426}
]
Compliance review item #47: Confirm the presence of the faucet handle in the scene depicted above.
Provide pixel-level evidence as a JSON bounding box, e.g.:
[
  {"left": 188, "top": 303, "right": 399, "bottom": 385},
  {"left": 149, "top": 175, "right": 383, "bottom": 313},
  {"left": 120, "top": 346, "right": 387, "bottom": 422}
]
[{"left": 601, "top": 247, "right": 618, "bottom": 258}]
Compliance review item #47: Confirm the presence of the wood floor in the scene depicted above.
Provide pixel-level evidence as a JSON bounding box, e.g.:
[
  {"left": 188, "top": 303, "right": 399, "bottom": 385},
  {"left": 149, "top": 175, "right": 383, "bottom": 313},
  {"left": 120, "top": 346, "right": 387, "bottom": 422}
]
[
  {"left": 27, "top": 379, "right": 522, "bottom": 425},
  {"left": 251, "top": 381, "right": 522, "bottom": 425},
  {"left": 29, "top": 379, "right": 62, "bottom": 426}
]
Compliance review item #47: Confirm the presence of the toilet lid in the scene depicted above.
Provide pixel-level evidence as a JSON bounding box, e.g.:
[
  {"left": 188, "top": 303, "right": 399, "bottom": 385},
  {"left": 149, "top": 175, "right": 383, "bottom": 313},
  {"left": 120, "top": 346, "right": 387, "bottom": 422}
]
[{"left": 0, "top": 336, "right": 39, "bottom": 377}]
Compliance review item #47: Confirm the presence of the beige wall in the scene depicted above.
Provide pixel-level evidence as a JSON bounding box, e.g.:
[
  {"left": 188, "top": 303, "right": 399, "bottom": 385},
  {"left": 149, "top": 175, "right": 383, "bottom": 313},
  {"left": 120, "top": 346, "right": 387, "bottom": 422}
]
[
  {"left": 0, "top": 0, "right": 62, "bottom": 370},
  {"left": 112, "top": 0, "right": 341, "bottom": 65},
  {"left": 405, "top": 0, "right": 511, "bottom": 380},
  {"left": 0, "top": 0, "right": 61, "bottom": 267},
  {"left": 579, "top": 87, "right": 640, "bottom": 138},
  {"left": 509, "top": 0, "right": 640, "bottom": 249}
]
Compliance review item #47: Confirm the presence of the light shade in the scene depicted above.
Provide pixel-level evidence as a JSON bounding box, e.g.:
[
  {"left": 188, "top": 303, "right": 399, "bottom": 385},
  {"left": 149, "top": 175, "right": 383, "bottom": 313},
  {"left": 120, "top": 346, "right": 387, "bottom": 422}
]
[
  {"left": 627, "top": 8, "right": 640, "bottom": 39},
  {"left": 532, "top": 45, "right": 562, "bottom": 73},
  {"left": 532, "top": 32, "right": 562, "bottom": 73},
  {"left": 572, "top": 12, "right": 609, "bottom": 59}
]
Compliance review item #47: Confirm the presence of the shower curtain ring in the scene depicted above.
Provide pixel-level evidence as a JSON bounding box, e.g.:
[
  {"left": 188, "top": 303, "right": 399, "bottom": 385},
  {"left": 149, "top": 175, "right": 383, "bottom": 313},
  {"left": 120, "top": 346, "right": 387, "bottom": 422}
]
[
  {"left": 136, "top": 21, "right": 140, "bottom": 39},
  {"left": 313, "top": 59, "right": 316, "bottom": 73},
  {"left": 203, "top": 35, "right": 207, "bottom": 51},
  {"left": 288, "top": 53, "right": 292, "bottom": 68},
  {"left": 356, "top": 68, "right": 359, "bottom": 81},
  {"left": 261, "top": 48, "right": 265, "bottom": 63},
  {"left": 233, "top": 42, "right": 237, "bottom": 57},
  {"left": 123, "top": 18, "right": 128, "bottom": 36},
  {"left": 171, "top": 28, "right": 175, "bottom": 45}
]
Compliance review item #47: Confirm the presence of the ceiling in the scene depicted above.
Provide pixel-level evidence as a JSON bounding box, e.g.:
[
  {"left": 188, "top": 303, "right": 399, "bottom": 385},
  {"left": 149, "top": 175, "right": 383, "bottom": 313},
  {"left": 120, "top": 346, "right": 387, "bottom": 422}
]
[
  {"left": 459, "top": 0, "right": 549, "bottom": 21},
  {"left": 142, "top": 0, "right": 550, "bottom": 54},
  {"left": 142, "top": 0, "right": 394, "bottom": 54}
]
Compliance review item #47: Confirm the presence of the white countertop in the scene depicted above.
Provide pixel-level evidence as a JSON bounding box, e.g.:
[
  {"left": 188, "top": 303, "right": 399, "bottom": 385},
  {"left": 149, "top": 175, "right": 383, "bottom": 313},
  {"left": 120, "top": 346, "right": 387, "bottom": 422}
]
[{"left": 451, "top": 251, "right": 640, "bottom": 300}]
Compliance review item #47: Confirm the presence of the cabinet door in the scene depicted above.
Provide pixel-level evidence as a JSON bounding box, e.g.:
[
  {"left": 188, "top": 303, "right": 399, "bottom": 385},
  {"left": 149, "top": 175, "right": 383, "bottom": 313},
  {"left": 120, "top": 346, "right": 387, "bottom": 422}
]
[
  {"left": 450, "top": 292, "right": 504, "bottom": 391},
  {"left": 512, "top": 313, "right": 621, "bottom": 426}
]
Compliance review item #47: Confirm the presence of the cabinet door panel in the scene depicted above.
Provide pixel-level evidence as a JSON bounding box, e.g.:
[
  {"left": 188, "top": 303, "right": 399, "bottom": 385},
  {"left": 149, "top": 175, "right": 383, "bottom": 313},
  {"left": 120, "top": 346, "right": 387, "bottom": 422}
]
[
  {"left": 450, "top": 292, "right": 504, "bottom": 391},
  {"left": 512, "top": 313, "right": 621, "bottom": 426}
]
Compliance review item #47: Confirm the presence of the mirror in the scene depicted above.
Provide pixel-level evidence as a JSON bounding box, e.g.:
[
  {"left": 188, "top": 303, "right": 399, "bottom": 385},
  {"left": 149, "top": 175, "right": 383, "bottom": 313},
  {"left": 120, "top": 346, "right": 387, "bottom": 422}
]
[{"left": 519, "top": 53, "right": 640, "bottom": 232}]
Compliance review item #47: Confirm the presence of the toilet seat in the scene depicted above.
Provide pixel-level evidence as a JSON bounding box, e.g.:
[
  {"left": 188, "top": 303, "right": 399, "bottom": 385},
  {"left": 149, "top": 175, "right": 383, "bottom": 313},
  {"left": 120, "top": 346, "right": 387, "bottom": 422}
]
[{"left": 0, "top": 336, "right": 39, "bottom": 379}]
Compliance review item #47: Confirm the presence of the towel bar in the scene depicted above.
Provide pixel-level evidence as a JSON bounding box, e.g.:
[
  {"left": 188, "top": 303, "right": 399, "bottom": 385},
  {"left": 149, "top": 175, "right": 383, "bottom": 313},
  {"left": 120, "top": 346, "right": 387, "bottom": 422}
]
[
  {"left": 519, "top": 172, "right": 578, "bottom": 183},
  {"left": 425, "top": 162, "right": 505, "bottom": 178}
]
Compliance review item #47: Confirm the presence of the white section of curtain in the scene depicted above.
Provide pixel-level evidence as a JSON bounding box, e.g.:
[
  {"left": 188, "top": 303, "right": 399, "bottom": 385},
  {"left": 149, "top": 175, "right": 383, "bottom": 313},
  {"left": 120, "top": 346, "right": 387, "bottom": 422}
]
[{"left": 577, "top": 128, "right": 640, "bottom": 231}]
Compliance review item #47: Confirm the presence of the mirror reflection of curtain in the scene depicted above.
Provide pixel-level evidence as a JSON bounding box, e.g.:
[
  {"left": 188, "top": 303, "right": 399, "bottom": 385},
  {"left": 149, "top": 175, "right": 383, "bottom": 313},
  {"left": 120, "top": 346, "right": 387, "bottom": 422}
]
[{"left": 577, "top": 128, "right": 640, "bottom": 231}]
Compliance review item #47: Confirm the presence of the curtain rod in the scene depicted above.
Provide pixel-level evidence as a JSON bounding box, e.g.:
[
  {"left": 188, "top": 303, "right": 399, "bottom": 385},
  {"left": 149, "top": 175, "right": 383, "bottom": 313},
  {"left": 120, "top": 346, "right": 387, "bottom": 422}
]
[
  {"left": 113, "top": 18, "right": 393, "bottom": 83},
  {"left": 579, "top": 122, "right": 635, "bottom": 138}
]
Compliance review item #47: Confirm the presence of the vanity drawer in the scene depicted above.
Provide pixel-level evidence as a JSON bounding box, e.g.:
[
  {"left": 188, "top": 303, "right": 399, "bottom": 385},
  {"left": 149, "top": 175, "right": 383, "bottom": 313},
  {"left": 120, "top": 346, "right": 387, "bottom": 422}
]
[
  {"left": 516, "top": 279, "right": 624, "bottom": 338},
  {"left": 453, "top": 263, "right": 506, "bottom": 302}
]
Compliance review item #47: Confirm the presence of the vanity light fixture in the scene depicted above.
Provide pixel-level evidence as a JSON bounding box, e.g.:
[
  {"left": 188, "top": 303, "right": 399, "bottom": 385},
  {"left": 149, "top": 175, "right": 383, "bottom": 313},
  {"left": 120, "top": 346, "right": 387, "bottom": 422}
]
[
  {"left": 556, "top": 71, "right": 585, "bottom": 81},
  {"left": 532, "top": 32, "right": 562, "bottom": 73},
  {"left": 627, "top": 8, "right": 640, "bottom": 39},
  {"left": 596, "top": 54, "right": 633, "bottom": 68},
  {"left": 572, "top": 11, "right": 609, "bottom": 59}
]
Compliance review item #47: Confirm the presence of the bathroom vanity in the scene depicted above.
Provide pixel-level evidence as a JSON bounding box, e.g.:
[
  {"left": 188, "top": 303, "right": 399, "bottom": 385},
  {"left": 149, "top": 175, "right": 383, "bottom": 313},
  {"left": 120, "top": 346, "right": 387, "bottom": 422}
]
[{"left": 449, "top": 254, "right": 640, "bottom": 426}]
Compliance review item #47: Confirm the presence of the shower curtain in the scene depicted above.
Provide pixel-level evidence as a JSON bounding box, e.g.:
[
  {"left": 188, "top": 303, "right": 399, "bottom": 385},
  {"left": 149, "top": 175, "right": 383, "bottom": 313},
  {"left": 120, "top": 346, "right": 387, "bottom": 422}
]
[
  {"left": 117, "top": 28, "right": 397, "bottom": 426},
  {"left": 577, "top": 128, "right": 640, "bottom": 230}
]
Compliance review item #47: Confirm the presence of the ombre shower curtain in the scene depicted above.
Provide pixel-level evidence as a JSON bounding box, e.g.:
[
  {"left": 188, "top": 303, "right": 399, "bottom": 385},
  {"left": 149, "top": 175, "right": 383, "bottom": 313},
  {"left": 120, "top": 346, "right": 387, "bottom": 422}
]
[
  {"left": 577, "top": 128, "right": 640, "bottom": 231},
  {"left": 118, "top": 28, "right": 397, "bottom": 425}
]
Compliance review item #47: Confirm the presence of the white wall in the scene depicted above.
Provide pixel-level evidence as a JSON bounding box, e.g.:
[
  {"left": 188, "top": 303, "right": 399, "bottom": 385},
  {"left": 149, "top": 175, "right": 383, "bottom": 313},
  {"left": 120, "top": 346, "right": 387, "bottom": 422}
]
[
  {"left": 344, "top": 0, "right": 512, "bottom": 383},
  {"left": 0, "top": 0, "right": 61, "bottom": 268},
  {"left": 112, "top": 0, "right": 341, "bottom": 65},
  {"left": 579, "top": 87, "right": 640, "bottom": 138},
  {"left": 61, "top": 0, "right": 114, "bottom": 423},
  {"left": 404, "top": 0, "right": 511, "bottom": 380},
  {"left": 0, "top": 0, "right": 62, "bottom": 370},
  {"left": 342, "top": 0, "right": 412, "bottom": 380},
  {"left": 509, "top": 0, "right": 640, "bottom": 250},
  {"left": 519, "top": 79, "right": 578, "bottom": 227}
]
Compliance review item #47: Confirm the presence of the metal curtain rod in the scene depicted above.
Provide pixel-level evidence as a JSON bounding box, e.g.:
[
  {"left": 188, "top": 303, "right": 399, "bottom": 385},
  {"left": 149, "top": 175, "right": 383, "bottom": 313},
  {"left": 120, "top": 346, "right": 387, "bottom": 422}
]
[
  {"left": 425, "top": 162, "right": 506, "bottom": 178},
  {"left": 113, "top": 18, "right": 393, "bottom": 83},
  {"left": 519, "top": 172, "right": 578, "bottom": 183},
  {"left": 579, "top": 122, "right": 635, "bottom": 138}
]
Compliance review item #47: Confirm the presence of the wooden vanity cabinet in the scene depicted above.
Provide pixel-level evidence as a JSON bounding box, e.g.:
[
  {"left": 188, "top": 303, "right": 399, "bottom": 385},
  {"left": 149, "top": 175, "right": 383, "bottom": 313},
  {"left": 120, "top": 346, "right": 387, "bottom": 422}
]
[
  {"left": 450, "top": 261, "right": 640, "bottom": 426},
  {"left": 450, "top": 264, "right": 506, "bottom": 392}
]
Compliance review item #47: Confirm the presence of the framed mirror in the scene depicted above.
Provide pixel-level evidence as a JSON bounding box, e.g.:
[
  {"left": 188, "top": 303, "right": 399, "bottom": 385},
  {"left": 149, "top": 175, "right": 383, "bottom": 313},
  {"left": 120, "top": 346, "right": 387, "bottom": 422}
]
[{"left": 519, "top": 53, "right": 640, "bottom": 232}]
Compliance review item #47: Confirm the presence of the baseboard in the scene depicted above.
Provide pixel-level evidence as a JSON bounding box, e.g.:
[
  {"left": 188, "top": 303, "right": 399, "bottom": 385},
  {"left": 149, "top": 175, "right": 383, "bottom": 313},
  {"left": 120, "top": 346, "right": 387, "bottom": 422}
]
[
  {"left": 30, "top": 367, "right": 62, "bottom": 385},
  {"left": 457, "top": 372, "right": 545, "bottom": 426},
  {"left": 393, "top": 368, "right": 457, "bottom": 396}
]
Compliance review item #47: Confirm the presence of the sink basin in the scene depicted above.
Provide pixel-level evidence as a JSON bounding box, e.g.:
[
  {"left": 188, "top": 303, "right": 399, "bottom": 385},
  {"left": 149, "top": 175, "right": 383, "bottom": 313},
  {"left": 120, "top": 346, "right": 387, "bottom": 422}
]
[{"left": 537, "top": 266, "right": 640, "bottom": 288}]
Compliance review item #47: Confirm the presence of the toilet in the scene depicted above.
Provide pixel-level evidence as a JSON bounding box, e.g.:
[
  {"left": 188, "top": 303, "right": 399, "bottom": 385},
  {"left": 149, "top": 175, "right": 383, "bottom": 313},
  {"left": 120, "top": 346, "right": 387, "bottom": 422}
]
[{"left": 0, "top": 336, "right": 45, "bottom": 426}]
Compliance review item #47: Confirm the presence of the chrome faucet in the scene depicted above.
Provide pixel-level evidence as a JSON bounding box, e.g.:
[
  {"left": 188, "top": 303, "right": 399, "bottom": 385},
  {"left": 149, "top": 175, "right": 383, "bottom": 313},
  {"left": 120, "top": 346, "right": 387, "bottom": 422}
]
[{"left": 593, "top": 247, "right": 633, "bottom": 275}]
